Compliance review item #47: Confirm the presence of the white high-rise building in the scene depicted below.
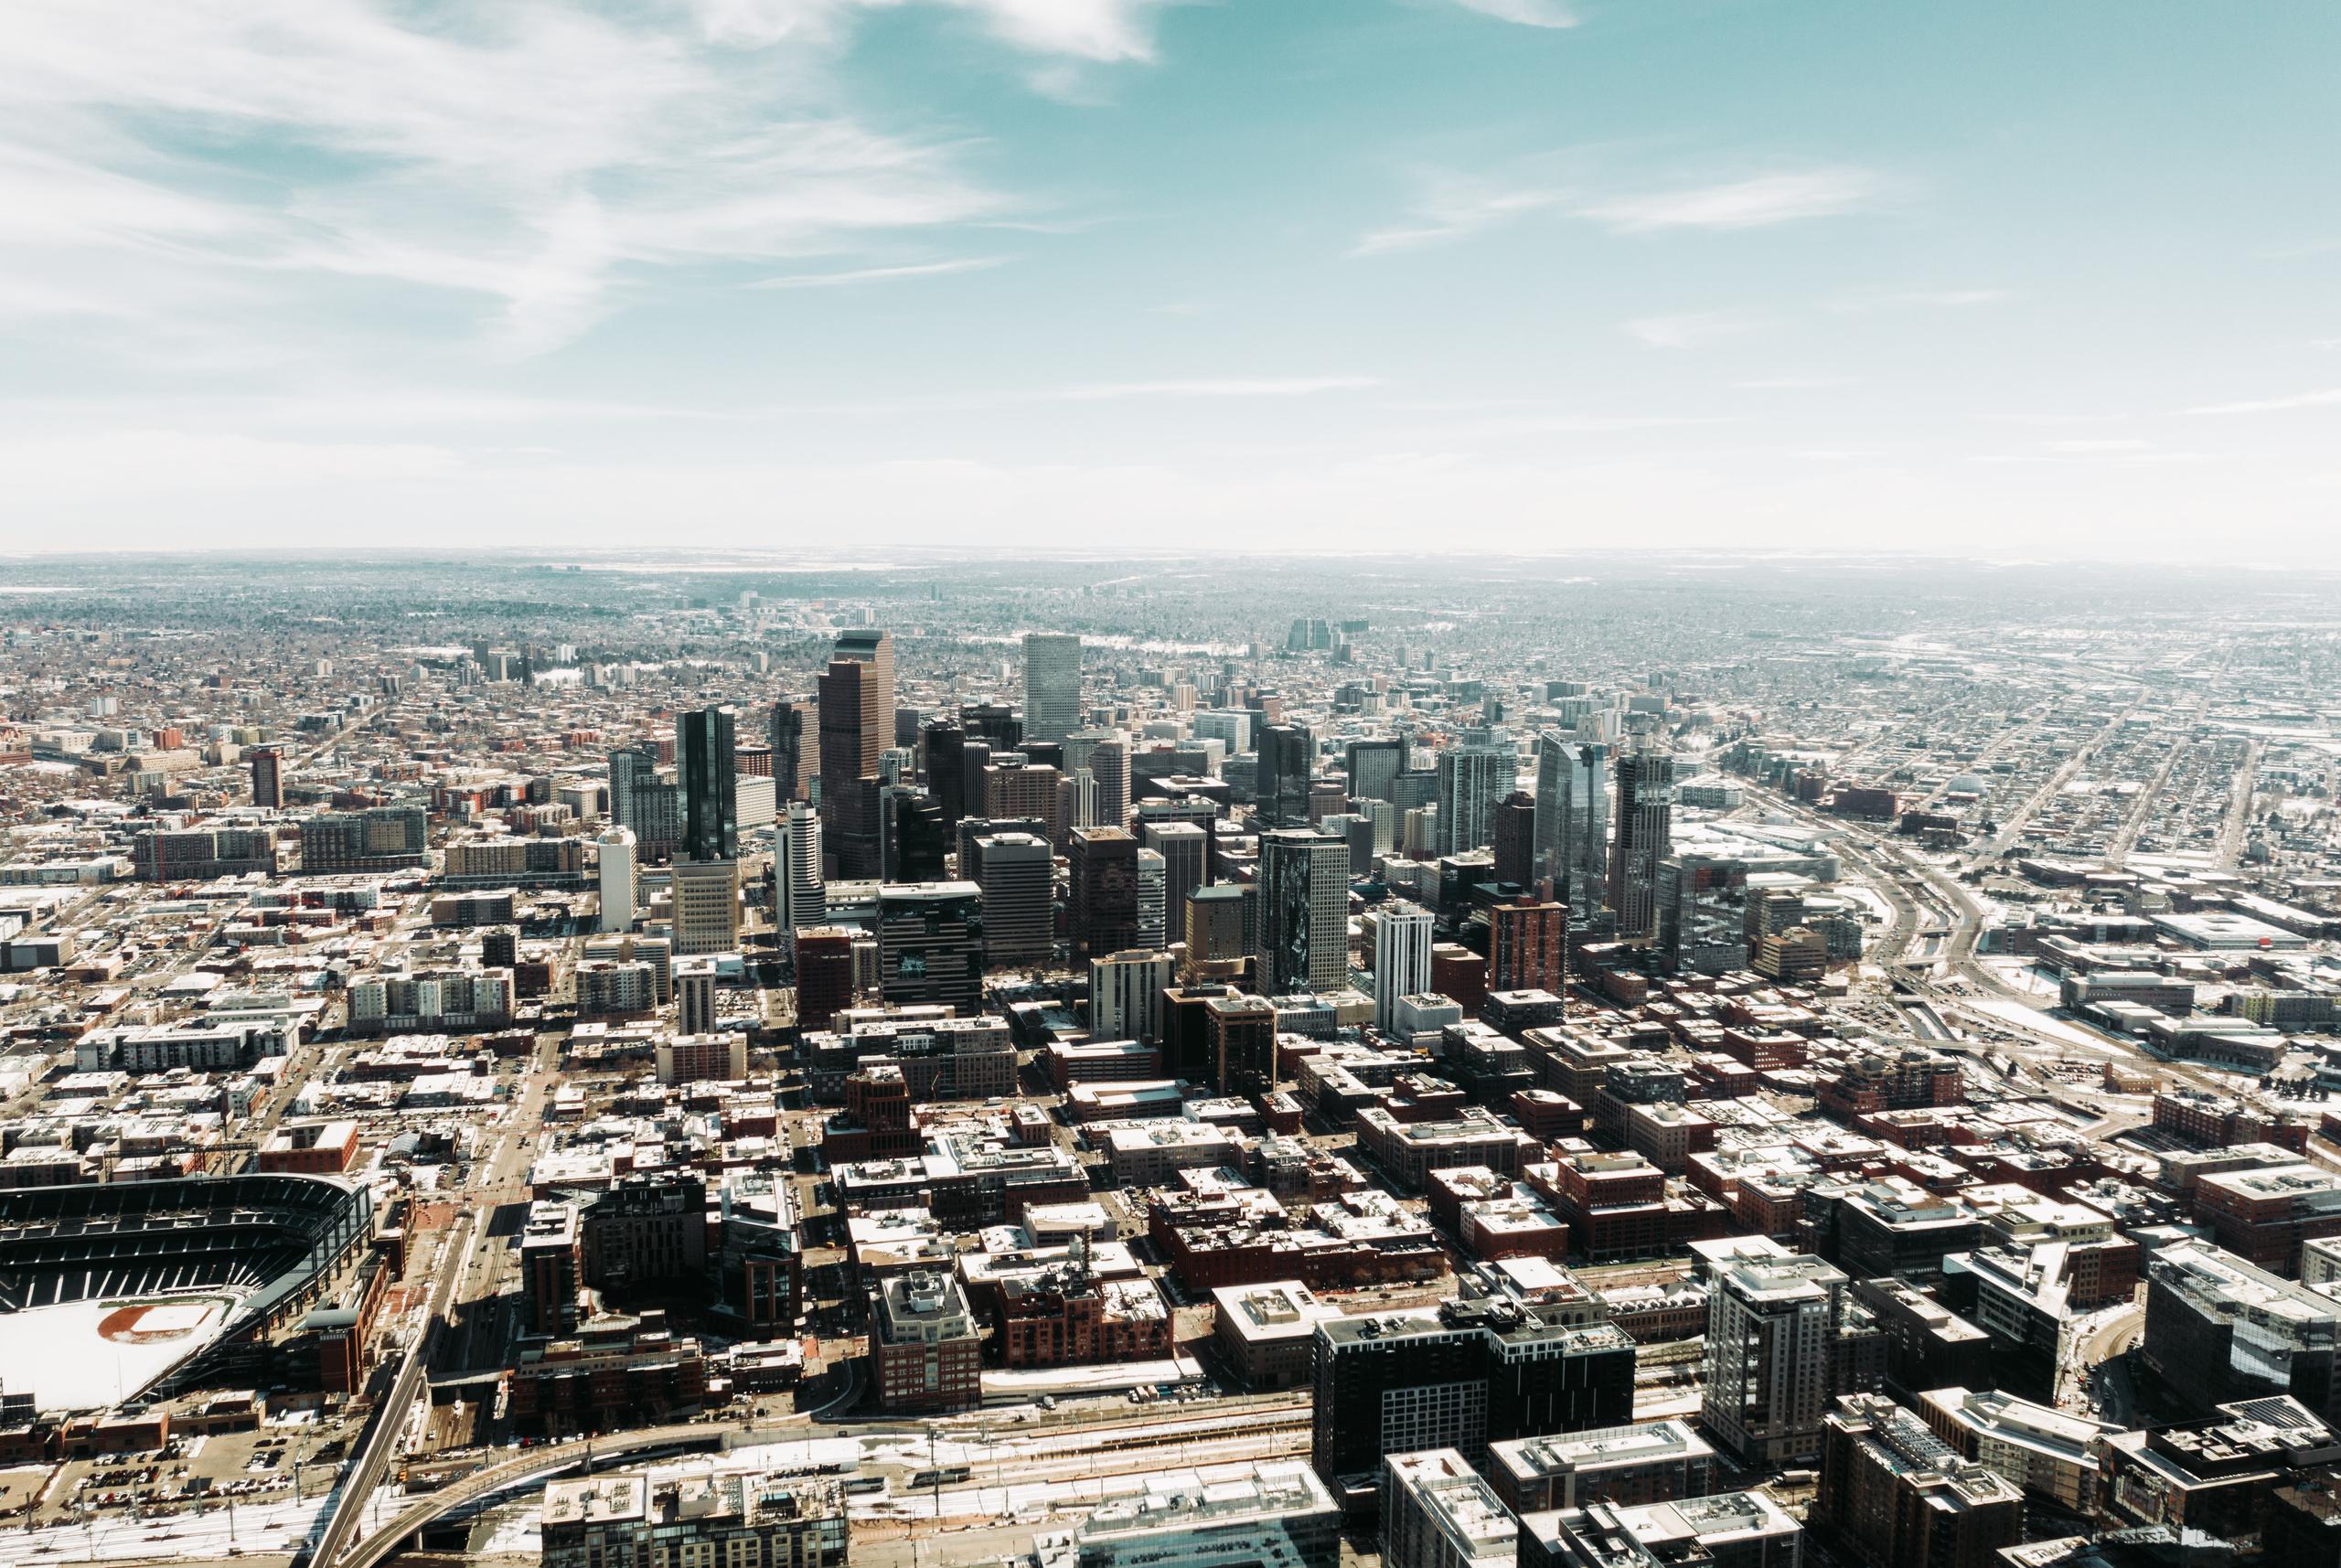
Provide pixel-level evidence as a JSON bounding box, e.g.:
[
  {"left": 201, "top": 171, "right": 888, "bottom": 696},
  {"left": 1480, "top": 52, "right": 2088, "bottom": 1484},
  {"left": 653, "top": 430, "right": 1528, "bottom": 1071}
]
[
  {"left": 1192, "top": 709, "right": 1254, "bottom": 755},
  {"left": 1381, "top": 1450, "right": 1517, "bottom": 1568},
  {"left": 1137, "top": 848, "right": 1167, "bottom": 950},
  {"left": 596, "top": 826, "right": 636, "bottom": 933},
  {"left": 1042, "top": 1462, "right": 1337, "bottom": 1568},
  {"left": 778, "top": 801, "right": 826, "bottom": 930},
  {"left": 735, "top": 773, "right": 777, "bottom": 832},
  {"left": 1072, "top": 768, "right": 1105, "bottom": 829},
  {"left": 1373, "top": 900, "right": 1434, "bottom": 1034},
  {"left": 669, "top": 859, "right": 741, "bottom": 956},
  {"left": 1091, "top": 949, "right": 1173, "bottom": 1046},
  {"left": 1023, "top": 632, "right": 1082, "bottom": 745}
]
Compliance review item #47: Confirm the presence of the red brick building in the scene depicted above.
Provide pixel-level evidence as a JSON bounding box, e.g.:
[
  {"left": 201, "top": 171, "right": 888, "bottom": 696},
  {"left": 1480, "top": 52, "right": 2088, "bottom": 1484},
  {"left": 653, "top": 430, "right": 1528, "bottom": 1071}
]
[
  {"left": 1530, "top": 1152, "right": 1671, "bottom": 1263},
  {"left": 509, "top": 1311, "right": 711, "bottom": 1435},
  {"left": 1488, "top": 895, "right": 1566, "bottom": 996},
  {"left": 870, "top": 1272, "right": 983, "bottom": 1413},
  {"left": 259, "top": 1119, "right": 360, "bottom": 1175},
  {"left": 997, "top": 1268, "right": 1172, "bottom": 1367}
]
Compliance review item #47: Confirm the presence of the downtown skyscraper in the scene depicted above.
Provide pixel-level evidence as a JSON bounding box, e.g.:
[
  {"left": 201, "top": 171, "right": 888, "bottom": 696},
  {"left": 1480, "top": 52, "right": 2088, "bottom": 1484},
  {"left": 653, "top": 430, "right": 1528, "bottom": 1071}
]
[
  {"left": 1435, "top": 729, "right": 1519, "bottom": 857},
  {"left": 1608, "top": 737, "right": 1674, "bottom": 942},
  {"left": 1344, "top": 736, "right": 1405, "bottom": 805},
  {"left": 769, "top": 699, "right": 809, "bottom": 802},
  {"left": 1534, "top": 729, "right": 1610, "bottom": 915},
  {"left": 1257, "top": 827, "right": 1351, "bottom": 996},
  {"left": 1372, "top": 899, "right": 1434, "bottom": 1033},
  {"left": 818, "top": 628, "right": 894, "bottom": 878},
  {"left": 678, "top": 705, "right": 738, "bottom": 864},
  {"left": 1022, "top": 632, "right": 1081, "bottom": 745},
  {"left": 1256, "top": 722, "right": 1314, "bottom": 830}
]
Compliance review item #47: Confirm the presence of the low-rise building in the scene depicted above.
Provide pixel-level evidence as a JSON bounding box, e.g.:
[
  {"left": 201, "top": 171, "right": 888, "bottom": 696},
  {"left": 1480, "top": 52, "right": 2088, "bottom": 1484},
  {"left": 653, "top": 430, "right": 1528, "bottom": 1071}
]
[
  {"left": 1213, "top": 1280, "right": 1341, "bottom": 1391},
  {"left": 871, "top": 1270, "right": 983, "bottom": 1413},
  {"left": 1517, "top": 1492, "right": 1801, "bottom": 1568},
  {"left": 1487, "top": 1419, "right": 1717, "bottom": 1515},
  {"left": 1382, "top": 1449, "right": 1517, "bottom": 1568},
  {"left": 510, "top": 1311, "right": 710, "bottom": 1435},
  {"left": 1356, "top": 1104, "right": 1535, "bottom": 1192},
  {"left": 1815, "top": 1393, "right": 2023, "bottom": 1568},
  {"left": 1034, "top": 1462, "right": 1339, "bottom": 1568},
  {"left": 1918, "top": 1386, "right": 2122, "bottom": 1515},
  {"left": 540, "top": 1466, "right": 847, "bottom": 1568}
]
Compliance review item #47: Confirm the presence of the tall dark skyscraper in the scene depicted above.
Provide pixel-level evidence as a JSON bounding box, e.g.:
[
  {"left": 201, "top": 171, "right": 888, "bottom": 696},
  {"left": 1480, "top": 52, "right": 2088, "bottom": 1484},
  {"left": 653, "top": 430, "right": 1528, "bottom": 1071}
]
[
  {"left": 1491, "top": 789, "right": 1537, "bottom": 889},
  {"left": 875, "top": 880, "right": 983, "bottom": 1014},
  {"left": 249, "top": 746, "right": 283, "bottom": 809},
  {"left": 1069, "top": 826, "right": 1139, "bottom": 958},
  {"left": 1608, "top": 739, "right": 1675, "bottom": 941},
  {"left": 1256, "top": 827, "right": 1350, "bottom": 995},
  {"left": 1309, "top": 1269, "right": 1636, "bottom": 1509},
  {"left": 1256, "top": 722, "right": 1313, "bottom": 829},
  {"left": 679, "top": 705, "right": 738, "bottom": 864},
  {"left": 1536, "top": 731, "right": 1611, "bottom": 914},
  {"left": 818, "top": 629, "right": 894, "bottom": 878},
  {"left": 923, "top": 718, "right": 967, "bottom": 828},
  {"left": 769, "top": 699, "right": 808, "bottom": 802},
  {"left": 960, "top": 701, "right": 1022, "bottom": 751},
  {"left": 883, "top": 788, "right": 949, "bottom": 883}
]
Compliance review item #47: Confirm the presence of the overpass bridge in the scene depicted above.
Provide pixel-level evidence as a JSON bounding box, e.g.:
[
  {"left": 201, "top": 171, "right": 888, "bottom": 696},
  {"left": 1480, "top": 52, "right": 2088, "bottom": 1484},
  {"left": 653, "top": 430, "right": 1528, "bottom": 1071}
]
[{"left": 337, "top": 1425, "right": 725, "bottom": 1568}]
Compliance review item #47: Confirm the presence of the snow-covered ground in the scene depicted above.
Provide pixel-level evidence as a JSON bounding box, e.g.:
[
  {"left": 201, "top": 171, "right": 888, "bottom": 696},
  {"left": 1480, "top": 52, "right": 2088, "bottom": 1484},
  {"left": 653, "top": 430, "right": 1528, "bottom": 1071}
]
[
  {"left": 0, "top": 1296, "right": 240, "bottom": 1413},
  {"left": 1837, "top": 882, "right": 1898, "bottom": 927},
  {"left": 466, "top": 1426, "right": 1310, "bottom": 1553},
  {"left": 1954, "top": 996, "right": 2122, "bottom": 1053},
  {"left": 0, "top": 1490, "right": 335, "bottom": 1565},
  {"left": 1977, "top": 956, "right": 2063, "bottom": 998}
]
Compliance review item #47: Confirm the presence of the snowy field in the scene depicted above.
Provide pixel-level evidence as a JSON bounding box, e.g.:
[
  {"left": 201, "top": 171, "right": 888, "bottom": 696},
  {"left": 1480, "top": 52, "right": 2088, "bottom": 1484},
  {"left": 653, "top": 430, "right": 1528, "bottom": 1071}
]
[
  {"left": 0, "top": 1489, "right": 334, "bottom": 1565},
  {"left": 1952, "top": 996, "right": 2124, "bottom": 1054},
  {"left": 0, "top": 1296, "right": 238, "bottom": 1413}
]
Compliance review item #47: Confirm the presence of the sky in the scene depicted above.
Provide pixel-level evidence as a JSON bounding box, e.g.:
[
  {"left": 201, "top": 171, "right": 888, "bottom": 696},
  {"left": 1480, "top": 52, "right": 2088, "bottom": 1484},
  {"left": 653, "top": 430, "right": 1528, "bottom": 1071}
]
[{"left": 4, "top": 0, "right": 2339, "bottom": 560}]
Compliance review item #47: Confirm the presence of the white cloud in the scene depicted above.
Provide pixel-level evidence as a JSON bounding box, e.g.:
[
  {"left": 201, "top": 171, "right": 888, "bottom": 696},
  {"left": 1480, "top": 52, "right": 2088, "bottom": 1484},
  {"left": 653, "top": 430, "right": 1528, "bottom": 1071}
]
[
  {"left": 682, "top": 0, "right": 1177, "bottom": 60},
  {"left": 1889, "top": 288, "right": 2008, "bottom": 306},
  {"left": 12, "top": 433, "right": 2316, "bottom": 563},
  {"left": 2044, "top": 439, "right": 2150, "bottom": 453},
  {"left": 1831, "top": 288, "right": 2011, "bottom": 312},
  {"left": 1404, "top": 411, "right": 1743, "bottom": 440},
  {"left": 749, "top": 256, "right": 1010, "bottom": 289},
  {"left": 2187, "top": 388, "right": 2341, "bottom": 415},
  {"left": 1047, "top": 377, "right": 1382, "bottom": 400},
  {"left": 1623, "top": 311, "right": 1766, "bottom": 349},
  {"left": 1584, "top": 168, "right": 1883, "bottom": 231},
  {"left": 1352, "top": 176, "right": 1564, "bottom": 255},
  {"left": 0, "top": 0, "right": 1178, "bottom": 358},
  {"left": 950, "top": 0, "right": 1173, "bottom": 61},
  {"left": 1357, "top": 162, "right": 1883, "bottom": 257},
  {"left": 1446, "top": 0, "right": 1578, "bottom": 28}
]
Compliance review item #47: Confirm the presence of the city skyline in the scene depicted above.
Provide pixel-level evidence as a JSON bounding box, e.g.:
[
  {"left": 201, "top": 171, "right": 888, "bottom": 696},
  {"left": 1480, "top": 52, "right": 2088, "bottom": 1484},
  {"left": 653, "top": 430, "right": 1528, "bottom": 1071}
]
[{"left": 7, "top": 2, "right": 2340, "bottom": 560}]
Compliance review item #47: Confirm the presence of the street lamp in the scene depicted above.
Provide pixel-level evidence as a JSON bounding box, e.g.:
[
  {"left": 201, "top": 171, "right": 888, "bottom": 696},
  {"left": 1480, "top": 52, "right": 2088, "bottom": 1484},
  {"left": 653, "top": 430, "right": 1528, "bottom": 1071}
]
[{"left": 927, "top": 1424, "right": 942, "bottom": 1520}]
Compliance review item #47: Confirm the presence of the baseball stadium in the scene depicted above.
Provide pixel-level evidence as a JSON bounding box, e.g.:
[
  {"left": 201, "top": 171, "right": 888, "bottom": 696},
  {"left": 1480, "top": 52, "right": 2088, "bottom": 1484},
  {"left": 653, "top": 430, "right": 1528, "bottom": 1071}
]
[{"left": 0, "top": 1173, "right": 374, "bottom": 1413}]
